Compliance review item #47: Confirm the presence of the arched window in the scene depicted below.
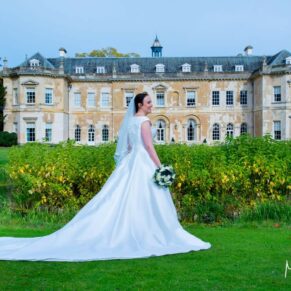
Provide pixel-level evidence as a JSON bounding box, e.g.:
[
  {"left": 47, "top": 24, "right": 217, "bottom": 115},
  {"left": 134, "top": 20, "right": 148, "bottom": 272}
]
[
  {"left": 240, "top": 123, "right": 248, "bottom": 135},
  {"left": 187, "top": 119, "right": 196, "bottom": 141},
  {"left": 88, "top": 125, "right": 95, "bottom": 143},
  {"left": 212, "top": 123, "right": 220, "bottom": 140},
  {"left": 75, "top": 125, "right": 81, "bottom": 142},
  {"left": 156, "top": 119, "right": 166, "bottom": 142},
  {"left": 102, "top": 125, "right": 109, "bottom": 142},
  {"left": 226, "top": 123, "right": 234, "bottom": 138}
]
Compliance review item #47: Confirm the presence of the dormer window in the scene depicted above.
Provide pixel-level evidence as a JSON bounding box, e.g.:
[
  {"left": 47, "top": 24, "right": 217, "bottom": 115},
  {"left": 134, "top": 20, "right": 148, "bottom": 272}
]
[
  {"left": 182, "top": 63, "right": 191, "bottom": 73},
  {"left": 130, "top": 64, "right": 140, "bottom": 73},
  {"left": 235, "top": 65, "right": 244, "bottom": 72},
  {"left": 286, "top": 57, "right": 291, "bottom": 65},
  {"left": 155, "top": 64, "right": 165, "bottom": 73},
  {"left": 96, "top": 66, "right": 106, "bottom": 74},
  {"left": 214, "top": 65, "right": 223, "bottom": 72},
  {"left": 29, "top": 59, "right": 40, "bottom": 68},
  {"left": 75, "top": 66, "right": 84, "bottom": 74}
]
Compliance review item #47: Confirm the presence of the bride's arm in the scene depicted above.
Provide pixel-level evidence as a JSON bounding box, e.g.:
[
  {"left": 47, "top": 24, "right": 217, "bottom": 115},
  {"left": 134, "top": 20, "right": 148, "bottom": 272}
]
[{"left": 141, "top": 121, "right": 162, "bottom": 168}]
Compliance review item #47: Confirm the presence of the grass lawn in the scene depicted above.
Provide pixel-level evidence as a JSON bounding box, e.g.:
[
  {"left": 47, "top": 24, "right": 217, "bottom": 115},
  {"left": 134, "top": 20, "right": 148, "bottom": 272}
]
[
  {"left": 0, "top": 147, "right": 290, "bottom": 290},
  {"left": 0, "top": 223, "right": 290, "bottom": 290}
]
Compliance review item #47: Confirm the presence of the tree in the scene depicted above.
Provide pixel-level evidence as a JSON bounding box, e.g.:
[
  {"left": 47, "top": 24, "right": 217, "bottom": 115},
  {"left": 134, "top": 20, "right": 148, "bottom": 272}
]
[
  {"left": 0, "top": 80, "right": 7, "bottom": 132},
  {"left": 75, "top": 47, "right": 140, "bottom": 58}
]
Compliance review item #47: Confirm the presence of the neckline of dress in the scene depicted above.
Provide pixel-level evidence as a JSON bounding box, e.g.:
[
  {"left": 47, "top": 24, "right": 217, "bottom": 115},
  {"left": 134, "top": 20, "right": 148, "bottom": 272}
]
[{"left": 134, "top": 115, "right": 147, "bottom": 118}]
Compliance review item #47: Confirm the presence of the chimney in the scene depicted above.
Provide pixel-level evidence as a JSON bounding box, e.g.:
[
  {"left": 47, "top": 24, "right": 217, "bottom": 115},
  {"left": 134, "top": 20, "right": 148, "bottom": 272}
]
[
  {"left": 244, "top": 45, "right": 253, "bottom": 56},
  {"left": 59, "top": 47, "right": 67, "bottom": 58}
]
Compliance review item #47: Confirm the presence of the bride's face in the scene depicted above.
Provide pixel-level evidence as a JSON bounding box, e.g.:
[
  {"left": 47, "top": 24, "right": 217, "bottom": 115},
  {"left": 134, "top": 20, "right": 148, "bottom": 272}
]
[{"left": 139, "top": 95, "right": 153, "bottom": 115}]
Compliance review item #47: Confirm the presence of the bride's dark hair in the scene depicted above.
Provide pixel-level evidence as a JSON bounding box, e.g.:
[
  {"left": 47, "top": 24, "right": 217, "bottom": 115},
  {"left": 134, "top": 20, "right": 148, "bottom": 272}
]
[{"left": 134, "top": 92, "right": 148, "bottom": 113}]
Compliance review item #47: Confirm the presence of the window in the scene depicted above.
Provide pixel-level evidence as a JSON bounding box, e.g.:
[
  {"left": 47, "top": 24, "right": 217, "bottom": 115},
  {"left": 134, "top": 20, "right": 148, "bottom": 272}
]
[
  {"left": 186, "top": 91, "right": 196, "bottom": 107},
  {"left": 125, "top": 91, "right": 134, "bottom": 107},
  {"left": 273, "top": 121, "right": 281, "bottom": 140},
  {"left": 226, "top": 123, "right": 234, "bottom": 138},
  {"left": 101, "top": 92, "right": 110, "bottom": 108},
  {"left": 13, "top": 88, "right": 18, "bottom": 105},
  {"left": 88, "top": 125, "right": 95, "bottom": 143},
  {"left": 29, "top": 59, "right": 40, "bottom": 67},
  {"left": 26, "top": 87, "right": 35, "bottom": 104},
  {"left": 13, "top": 122, "right": 18, "bottom": 133},
  {"left": 156, "top": 92, "right": 165, "bottom": 106},
  {"left": 45, "top": 88, "right": 53, "bottom": 104},
  {"left": 240, "top": 123, "right": 248, "bottom": 135},
  {"left": 156, "top": 120, "right": 166, "bottom": 142},
  {"left": 26, "top": 123, "right": 35, "bottom": 142},
  {"left": 212, "top": 91, "right": 220, "bottom": 105},
  {"left": 273, "top": 86, "right": 281, "bottom": 102},
  {"left": 226, "top": 91, "right": 234, "bottom": 105},
  {"left": 130, "top": 64, "right": 140, "bottom": 73},
  {"left": 182, "top": 64, "right": 191, "bottom": 73},
  {"left": 155, "top": 64, "right": 165, "bottom": 73},
  {"left": 102, "top": 125, "right": 109, "bottom": 141},
  {"left": 96, "top": 66, "right": 105, "bottom": 74},
  {"left": 240, "top": 90, "right": 248, "bottom": 105},
  {"left": 75, "top": 66, "right": 84, "bottom": 74},
  {"left": 286, "top": 57, "right": 291, "bottom": 65},
  {"left": 212, "top": 123, "right": 220, "bottom": 140},
  {"left": 214, "top": 65, "right": 223, "bottom": 72},
  {"left": 75, "top": 125, "right": 81, "bottom": 142},
  {"left": 74, "top": 92, "right": 81, "bottom": 107},
  {"left": 45, "top": 123, "right": 52, "bottom": 142},
  {"left": 235, "top": 65, "right": 244, "bottom": 72},
  {"left": 87, "top": 92, "right": 96, "bottom": 107},
  {"left": 187, "top": 119, "right": 196, "bottom": 141}
]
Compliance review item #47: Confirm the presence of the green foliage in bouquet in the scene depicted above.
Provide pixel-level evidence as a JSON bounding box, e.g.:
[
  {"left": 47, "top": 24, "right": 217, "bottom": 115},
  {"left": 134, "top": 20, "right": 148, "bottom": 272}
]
[{"left": 153, "top": 164, "right": 176, "bottom": 188}]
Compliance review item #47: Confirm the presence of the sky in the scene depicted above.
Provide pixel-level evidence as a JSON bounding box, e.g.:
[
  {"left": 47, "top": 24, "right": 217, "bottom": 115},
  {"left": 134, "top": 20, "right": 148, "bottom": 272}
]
[{"left": 0, "top": 0, "right": 290, "bottom": 67}]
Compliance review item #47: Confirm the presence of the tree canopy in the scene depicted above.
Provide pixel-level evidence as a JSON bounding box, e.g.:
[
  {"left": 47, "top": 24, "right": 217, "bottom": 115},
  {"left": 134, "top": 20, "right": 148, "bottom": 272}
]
[{"left": 75, "top": 47, "right": 140, "bottom": 58}]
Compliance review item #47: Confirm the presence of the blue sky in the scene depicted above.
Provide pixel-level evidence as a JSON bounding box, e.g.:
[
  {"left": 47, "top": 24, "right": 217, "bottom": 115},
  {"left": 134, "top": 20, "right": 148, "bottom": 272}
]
[{"left": 1, "top": 0, "right": 290, "bottom": 67}]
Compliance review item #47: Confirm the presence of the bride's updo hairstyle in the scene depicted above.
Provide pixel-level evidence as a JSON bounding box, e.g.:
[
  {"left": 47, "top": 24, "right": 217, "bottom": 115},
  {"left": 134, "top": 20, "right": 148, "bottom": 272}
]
[{"left": 134, "top": 92, "right": 149, "bottom": 113}]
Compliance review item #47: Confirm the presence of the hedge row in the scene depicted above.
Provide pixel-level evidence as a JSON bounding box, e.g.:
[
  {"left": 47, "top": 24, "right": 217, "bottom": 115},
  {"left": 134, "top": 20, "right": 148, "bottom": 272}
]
[
  {"left": 6, "top": 135, "right": 291, "bottom": 222},
  {"left": 0, "top": 131, "right": 17, "bottom": 147}
]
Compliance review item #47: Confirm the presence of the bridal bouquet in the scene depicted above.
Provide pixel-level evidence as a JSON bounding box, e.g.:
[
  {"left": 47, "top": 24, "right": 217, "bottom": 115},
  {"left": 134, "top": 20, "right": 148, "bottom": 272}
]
[{"left": 153, "top": 164, "right": 176, "bottom": 188}]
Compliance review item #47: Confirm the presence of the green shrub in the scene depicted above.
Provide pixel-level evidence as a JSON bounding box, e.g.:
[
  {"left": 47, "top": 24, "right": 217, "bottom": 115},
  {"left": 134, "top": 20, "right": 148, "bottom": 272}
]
[
  {"left": 0, "top": 131, "right": 17, "bottom": 146},
  {"left": 239, "top": 201, "right": 291, "bottom": 222},
  {"left": 5, "top": 135, "right": 291, "bottom": 223}
]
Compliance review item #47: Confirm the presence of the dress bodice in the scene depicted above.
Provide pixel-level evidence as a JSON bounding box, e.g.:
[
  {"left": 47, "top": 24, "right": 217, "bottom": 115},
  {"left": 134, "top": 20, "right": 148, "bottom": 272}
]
[{"left": 128, "top": 116, "right": 153, "bottom": 149}]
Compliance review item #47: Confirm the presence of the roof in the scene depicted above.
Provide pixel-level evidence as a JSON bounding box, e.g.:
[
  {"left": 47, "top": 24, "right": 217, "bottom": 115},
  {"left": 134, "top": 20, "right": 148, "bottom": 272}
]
[
  {"left": 267, "top": 50, "right": 291, "bottom": 65},
  {"left": 47, "top": 55, "right": 266, "bottom": 74},
  {"left": 10, "top": 50, "right": 291, "bottom": 76},
  {"left": 19, "top": 52, "right": 55, "bottom": 69}
]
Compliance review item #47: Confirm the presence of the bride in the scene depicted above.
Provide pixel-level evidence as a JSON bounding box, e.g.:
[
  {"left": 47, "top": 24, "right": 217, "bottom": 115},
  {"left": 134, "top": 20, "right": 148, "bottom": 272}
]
[{"left": 0, "top": 92, "right": 211, "bottom": 261}]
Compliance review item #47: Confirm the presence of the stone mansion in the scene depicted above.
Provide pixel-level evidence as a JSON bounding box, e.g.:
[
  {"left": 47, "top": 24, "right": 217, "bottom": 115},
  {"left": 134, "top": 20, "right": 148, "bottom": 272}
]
[{"left": 1, "top": 38, "right": 291, "bottom": 144}]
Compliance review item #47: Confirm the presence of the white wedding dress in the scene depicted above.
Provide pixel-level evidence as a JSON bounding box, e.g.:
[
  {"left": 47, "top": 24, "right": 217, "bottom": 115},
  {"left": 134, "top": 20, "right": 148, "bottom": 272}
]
[{"left": 0, "top": 116, "right": 211, "bottom": 261}]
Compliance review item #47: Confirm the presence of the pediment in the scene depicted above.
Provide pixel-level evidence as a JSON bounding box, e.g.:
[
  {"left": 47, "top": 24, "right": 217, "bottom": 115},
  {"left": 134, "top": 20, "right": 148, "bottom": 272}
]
[
  {"left": 152, "top": 84, "right": 168, "bottom": 91},
  {"left": 21, "top": 80, "right": 39, "bottom": 86}
]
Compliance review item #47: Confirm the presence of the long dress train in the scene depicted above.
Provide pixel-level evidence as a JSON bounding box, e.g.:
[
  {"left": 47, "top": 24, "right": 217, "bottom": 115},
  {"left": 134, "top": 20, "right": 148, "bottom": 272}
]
[{"left": 0, "top": 116, "right": 211, "bottom": 261}]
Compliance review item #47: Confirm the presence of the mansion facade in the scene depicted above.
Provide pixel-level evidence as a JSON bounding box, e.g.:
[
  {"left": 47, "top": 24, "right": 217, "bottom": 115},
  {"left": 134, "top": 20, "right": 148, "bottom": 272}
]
[{"left": 1, "top": 39, "right": 291, "bottom": 144}]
